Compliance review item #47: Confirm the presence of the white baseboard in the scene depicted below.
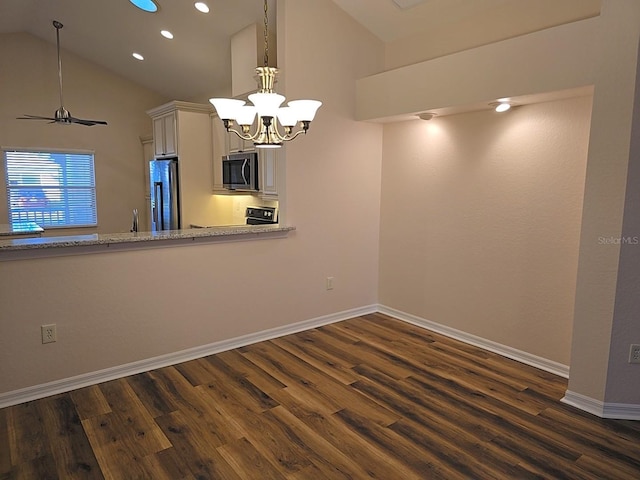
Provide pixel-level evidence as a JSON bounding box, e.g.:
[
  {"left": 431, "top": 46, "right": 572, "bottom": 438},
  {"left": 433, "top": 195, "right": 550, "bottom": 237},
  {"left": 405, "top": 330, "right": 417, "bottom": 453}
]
[
  {"left": 381, "top": 305, "right": 640, "bottom": 421},
  {"left": 562, "top": 390, "right": 640, "bottom": 420},
  {"left": 7, "top": 303, "right": 637, "bottom": 421},
  {"left": 0, "top": 304, "right": 377, "bottom": 409},
  {"left": 378, "top": 304, "right": 570, "bottom": 378}
]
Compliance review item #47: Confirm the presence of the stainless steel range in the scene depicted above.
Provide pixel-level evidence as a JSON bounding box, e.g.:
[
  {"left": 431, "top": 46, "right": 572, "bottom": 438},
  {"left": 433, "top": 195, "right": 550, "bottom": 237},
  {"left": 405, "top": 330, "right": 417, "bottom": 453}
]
[{"left": 246, "top": 206, "right": 278, "bottom": 225}]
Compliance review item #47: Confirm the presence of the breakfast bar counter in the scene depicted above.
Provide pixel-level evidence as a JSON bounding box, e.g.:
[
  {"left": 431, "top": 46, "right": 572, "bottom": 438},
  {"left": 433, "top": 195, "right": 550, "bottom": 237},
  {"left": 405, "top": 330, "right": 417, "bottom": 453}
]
[{"left": 0, "top": 224, "right": 295, "bottom": 259}]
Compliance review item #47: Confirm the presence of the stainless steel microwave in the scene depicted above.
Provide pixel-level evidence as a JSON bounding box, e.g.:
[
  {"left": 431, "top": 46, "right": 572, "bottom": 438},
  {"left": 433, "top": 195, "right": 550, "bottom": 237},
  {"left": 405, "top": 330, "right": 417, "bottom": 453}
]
[{"left": 222, "top": 151, "right": 259, "bottom": 191}]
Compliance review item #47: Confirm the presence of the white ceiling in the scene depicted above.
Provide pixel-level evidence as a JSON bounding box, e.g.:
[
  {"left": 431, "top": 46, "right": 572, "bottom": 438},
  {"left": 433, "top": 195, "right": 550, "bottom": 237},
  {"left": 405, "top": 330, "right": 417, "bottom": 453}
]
[
  {"left": 0, "top": 0, "right": 515, "bottom": 101},
  {"left": 0, "top": 0, "right": 278, "bottom": 100},
  {"left": 0, "top": 0, "right": 597, "bottom": 104}
]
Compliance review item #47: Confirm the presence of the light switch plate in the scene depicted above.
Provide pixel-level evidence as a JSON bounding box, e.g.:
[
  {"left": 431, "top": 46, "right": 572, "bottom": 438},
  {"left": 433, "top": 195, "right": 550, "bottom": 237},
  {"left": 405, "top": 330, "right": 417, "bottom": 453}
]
[
  {"left": 629, "top": 344, "right": 640, "bottom": 364},
  {"left": 41, "top": 324, "right": 57, "bottom": 344}
]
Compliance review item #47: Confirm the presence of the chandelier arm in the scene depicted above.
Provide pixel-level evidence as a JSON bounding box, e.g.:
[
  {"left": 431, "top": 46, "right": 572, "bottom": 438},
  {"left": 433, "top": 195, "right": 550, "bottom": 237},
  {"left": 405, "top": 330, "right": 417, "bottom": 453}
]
[
  {"left": 222, "top": 119, "right": 264, "bottom": 141},
  {"left": 280, "top": 128, "right": 308, "bottom": 142},
  {"left": 269, "top": 121, "right": 288, "bottom": 142},
  {"left": 274, "top": 120, "right": 312, "bottom": 142},
  {"left": 269, "top": 120, "right": 310, "bottom": 142},
  {"left": 226, "top": 126, "right": 260, "bottom": 142},
  {"left": 228, "top": 120, "right": 311, "bottom": 145}
]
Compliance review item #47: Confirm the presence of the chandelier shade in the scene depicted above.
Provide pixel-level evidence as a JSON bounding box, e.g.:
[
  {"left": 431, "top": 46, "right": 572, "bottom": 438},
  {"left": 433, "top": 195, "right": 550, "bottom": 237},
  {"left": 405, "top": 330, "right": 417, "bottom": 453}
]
[
  {"left": 288, "top": 100, "right": 322, "bottom": 122},
  {"left": 248, "top": 92, "right": 285, "bottom": 118},
  {"left": 276, "top": 107, "right": 298, "bottom": 127},
  {"left": 235, "top": 106, "right": 257, "bottom": 125},
  {"left": 209, "top": 98, "right": 245, "bottom": 120}
]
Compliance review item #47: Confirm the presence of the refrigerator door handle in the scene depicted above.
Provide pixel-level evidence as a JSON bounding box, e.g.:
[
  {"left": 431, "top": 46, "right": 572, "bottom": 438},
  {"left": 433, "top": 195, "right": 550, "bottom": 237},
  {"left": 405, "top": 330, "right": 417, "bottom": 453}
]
[
  {"left": 168, "top": 160, "right": 180, "bottom": 230},
  {"left": 154, "top": 182, "right": 164, "bottom": 230},
  {"left": 152, "top": 195, "right": 158, "bottom": 225}
]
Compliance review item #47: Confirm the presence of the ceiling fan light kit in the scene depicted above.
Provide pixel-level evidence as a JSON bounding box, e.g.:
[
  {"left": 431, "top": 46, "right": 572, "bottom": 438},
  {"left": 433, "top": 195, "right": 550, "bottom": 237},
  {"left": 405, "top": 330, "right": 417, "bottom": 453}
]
[{"left": 17, "top": 20, "right": 107, "bottom": 127}]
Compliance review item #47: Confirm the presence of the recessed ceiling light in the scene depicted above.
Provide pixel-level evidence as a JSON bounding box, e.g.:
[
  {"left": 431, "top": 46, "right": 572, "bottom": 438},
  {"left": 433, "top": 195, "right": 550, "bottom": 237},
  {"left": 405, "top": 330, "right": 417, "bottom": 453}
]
[
  {"left": 161, "top": 30, "right": 174, "bottom": 39},
  {"left": 194, "top": 2, "right": 210, "bottom": 13},
  {"left": 417, "top": 112, "right": 436, "bottom": 121},
  {"left": 489, "top": 101, "right": 512, "bottom": 113},
  {"left": 132, "top": 52, "right": 144, "bottom": 61},
  {"left": 129, "top": 0, "right": 158, "bottom": 13}
]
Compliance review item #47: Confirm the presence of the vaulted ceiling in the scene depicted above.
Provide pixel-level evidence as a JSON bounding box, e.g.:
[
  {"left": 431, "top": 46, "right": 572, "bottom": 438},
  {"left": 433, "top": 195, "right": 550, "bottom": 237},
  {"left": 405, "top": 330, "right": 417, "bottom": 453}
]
[{"left": 0, "top": 0, "right": 600, "bottom": 101}]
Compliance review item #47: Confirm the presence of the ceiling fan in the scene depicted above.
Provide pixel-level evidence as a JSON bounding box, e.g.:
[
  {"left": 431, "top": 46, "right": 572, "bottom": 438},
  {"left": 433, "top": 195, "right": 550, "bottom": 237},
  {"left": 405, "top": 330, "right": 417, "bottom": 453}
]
[{"left": 17, "top": 20, "right": 107, "bottom": 127}]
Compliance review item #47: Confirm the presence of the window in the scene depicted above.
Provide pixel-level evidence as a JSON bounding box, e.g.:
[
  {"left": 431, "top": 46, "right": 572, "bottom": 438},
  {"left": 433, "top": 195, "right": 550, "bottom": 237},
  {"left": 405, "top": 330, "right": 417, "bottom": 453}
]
[{"left": 4, "top": 149, "right": 97, "bottom": 228}]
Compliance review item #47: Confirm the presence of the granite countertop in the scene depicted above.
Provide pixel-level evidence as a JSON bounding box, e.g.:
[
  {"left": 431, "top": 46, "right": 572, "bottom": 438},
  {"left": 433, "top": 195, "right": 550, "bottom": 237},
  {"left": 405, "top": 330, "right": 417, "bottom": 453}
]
[
  {"left": 0, "top": 222, "right": 44, "bottom": 237},
  {"left": 0, "top": 224, "right": 295, "bottom": 253}
]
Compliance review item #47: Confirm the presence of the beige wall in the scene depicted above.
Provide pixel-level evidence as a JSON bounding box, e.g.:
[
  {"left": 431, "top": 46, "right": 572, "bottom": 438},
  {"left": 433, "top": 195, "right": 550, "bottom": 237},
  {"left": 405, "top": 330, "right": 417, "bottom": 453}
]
[
  {"left": 568, "top": 0, "right": 640, "bottom": 405},
  {"left": 384, "top": 0, "right": 600, "bottom": 71},
  {"left": 357, "top": 17, "right": 597, "bottom": 122},
  {"left": 0, "top": 33, "right": 167, "bottom": 234},
  {"left": 0, "top": 0, "right": 384, "bottom": 396},
  {"left": 379, "top": 96, "right": 592, "bottom": 365},
  {"left": 609, "top": 46, "right": 640, "bottom": 401}
]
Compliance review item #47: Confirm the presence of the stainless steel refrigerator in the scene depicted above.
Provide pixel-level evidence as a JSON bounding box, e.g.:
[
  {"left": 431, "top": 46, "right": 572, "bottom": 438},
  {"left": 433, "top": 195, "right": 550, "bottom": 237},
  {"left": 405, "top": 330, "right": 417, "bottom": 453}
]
[{"left": 149, "top": 158, "right": 180, "bottom": 231}]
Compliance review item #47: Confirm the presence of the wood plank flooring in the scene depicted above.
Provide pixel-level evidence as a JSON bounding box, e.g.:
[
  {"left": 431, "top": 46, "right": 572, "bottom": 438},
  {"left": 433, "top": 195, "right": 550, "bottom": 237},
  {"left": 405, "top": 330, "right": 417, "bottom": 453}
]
[{"left": 2, "top": 313, "right": 640, "bottom": 479}]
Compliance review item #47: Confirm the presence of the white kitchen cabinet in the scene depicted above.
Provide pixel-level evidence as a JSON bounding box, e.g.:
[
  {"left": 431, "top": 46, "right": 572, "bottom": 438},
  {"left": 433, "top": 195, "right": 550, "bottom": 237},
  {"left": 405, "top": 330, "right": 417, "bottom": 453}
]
[
  {"left": 139, "top": 134, "right": 154, "bottom": 230},
  {"left": 259, "top": 149, "right": 279, "bottom": 199},
  {"left": 227, "top": 131, "right": 254, "bottom": 153},
  {"left": 230, "top": 23, "right": 275, "bottom": 98},
  {"left": 152, "top": 112, "right": 177, "bottom": 157},
  {"left": 147, "top": 101, "right": 215, "bottom": 227},
  {"left": 211, "top": 113, "right": 229, "bottom": 193}
]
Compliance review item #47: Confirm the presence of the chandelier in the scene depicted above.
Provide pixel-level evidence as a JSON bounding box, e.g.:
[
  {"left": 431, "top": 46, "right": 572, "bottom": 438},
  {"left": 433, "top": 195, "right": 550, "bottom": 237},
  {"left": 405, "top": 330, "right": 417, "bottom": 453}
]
[{"left": 209, "top": 0, "right": 322, "bottom": 149}]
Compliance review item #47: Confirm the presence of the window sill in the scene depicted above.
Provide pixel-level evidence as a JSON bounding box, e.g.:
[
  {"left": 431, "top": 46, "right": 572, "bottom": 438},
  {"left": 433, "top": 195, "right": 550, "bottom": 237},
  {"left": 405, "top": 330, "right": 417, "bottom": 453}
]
[{"left": 0, "top": 222, "right": 44, "bottom": 238}]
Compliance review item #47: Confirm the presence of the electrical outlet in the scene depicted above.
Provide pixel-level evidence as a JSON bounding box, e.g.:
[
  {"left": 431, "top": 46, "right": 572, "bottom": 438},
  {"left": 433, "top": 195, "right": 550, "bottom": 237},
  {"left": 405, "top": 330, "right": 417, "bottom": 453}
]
[
  {"left": 630, "top": 344, "right": 640, "bottom": 364},
  {"left": 41, "top": 324, "right": 57, "bottom": 344},
  {"left": 326, "top": 276, "right": 334, "bottom": 290}
]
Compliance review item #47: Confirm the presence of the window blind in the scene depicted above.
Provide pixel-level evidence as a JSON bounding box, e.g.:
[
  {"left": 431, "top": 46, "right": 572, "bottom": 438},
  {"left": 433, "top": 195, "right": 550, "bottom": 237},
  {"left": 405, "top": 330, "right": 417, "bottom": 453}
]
[{"left": 4, "top": 149, "right": 97, "bottom": 228}]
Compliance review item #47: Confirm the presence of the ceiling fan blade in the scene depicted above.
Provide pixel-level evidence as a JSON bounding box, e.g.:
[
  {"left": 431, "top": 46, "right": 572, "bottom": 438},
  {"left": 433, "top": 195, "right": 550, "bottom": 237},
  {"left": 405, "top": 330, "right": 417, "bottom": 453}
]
[
  {"left": 69, "top": 117, "right": 108, "bottom": 126},
  {"left": 17, "top": 114, "right": 57, "bottom": 121}
]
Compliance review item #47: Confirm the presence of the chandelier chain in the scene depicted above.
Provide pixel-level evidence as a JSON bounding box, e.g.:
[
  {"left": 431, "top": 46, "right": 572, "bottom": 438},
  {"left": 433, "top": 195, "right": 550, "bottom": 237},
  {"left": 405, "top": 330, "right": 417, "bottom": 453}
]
[{"left": 263, "top": 0, "right": 269, "bottom": 67}]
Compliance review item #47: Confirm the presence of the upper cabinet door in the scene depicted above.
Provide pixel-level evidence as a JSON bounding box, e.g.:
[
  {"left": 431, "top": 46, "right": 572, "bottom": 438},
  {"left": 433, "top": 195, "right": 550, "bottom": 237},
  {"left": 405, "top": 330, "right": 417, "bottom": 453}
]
[
  {"left": 228, "top": 131, "right": 254, "bottom": 153},
  {"left": 211, "top": 114, "right": 229, "bottom": 192},
  {"left": 153, "top": 113, "right": 177, "bottom": 157},
  {"left": 162, "top": 113, "right": 177, "bottom": 156},
  {"left": 259, "top": 149, "right": 278, "bottom": 199}
]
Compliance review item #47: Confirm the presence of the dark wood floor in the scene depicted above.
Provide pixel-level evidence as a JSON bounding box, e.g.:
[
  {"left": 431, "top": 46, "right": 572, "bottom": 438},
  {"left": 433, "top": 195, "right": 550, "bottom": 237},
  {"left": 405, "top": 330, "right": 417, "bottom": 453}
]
[{"left": 2, "top": 313, "right": 640, "bottom": 479}]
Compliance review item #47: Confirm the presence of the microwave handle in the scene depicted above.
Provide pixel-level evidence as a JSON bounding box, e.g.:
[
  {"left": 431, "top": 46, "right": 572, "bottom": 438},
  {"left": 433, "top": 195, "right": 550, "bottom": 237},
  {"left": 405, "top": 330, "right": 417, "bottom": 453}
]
[{"left": 241, "top": 159, "right": 249, "bottom": 185}]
